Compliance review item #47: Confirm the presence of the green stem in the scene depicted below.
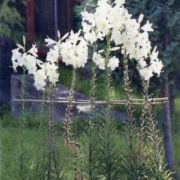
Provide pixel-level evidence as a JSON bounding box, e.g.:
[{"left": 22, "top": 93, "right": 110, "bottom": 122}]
[
  {"left": 123, "top": 54, "right": 136, "bottom": 155},
  {"left": 64, "top": 68, "right": 81, "bottom": 179},
  {"left": 19, "top": 67, "right": 26, "bottom": 180},
  {"left": 88, "top": 47, "right": 98, "bottom": 179},
  {"left": 47, "top": 85, "right": 60, "bottom": 179},
  {"left": 123, "top": 54, "right": 135, "bottom": 129},
  {"left": 64, "top": 68, "right": 76, "bottom": 145},
  {"left": 104, "top": 35, "right": 113, "bottom": 180}
]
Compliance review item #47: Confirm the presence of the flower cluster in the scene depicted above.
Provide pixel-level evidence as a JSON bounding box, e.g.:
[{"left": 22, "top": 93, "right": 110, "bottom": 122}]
[
  {"left": 12, "top": 0, "right": 164, "bottom": 91},
  {"left": 12, "top": 44, "right": 38, "bottom": 75},
  {"left": 12, "top": 38, "right": 60, "bottom": 90},
  {"left": 81, "top": 0, "right": 163, "bottom": 81},
  {"left": 93, "top": 52, "right": 119, "bottom": 71},
  {"left": 60, "top": 31, "right": 88, "bottom": 69},
  {"left": 81, "top": 0, "right": 126, "bottom": 44},
  {"left": 33, "top": 61, "right": 59, "bottom": 91},
  {"left": 138, "top": 47, "right": 163, "bottom": 81},
  {"left": 11, "top": 31, "right": 89, "bottom": 90}
]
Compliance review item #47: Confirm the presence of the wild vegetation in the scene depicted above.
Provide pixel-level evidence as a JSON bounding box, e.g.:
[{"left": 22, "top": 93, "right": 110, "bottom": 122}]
[{"left": 1, "top": 0, "right": 180, "bottom": 179}]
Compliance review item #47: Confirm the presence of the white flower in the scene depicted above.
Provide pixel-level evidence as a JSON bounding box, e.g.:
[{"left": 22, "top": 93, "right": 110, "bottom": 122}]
[
  {"left": 97, "top": 0, "right": 110, "bottom": 7},
  {"left": 111, "top": 30, "right": 123, "bottom": 46},
  {"left": 11, "top": 46, "right": 38, "bottom": 74},
  {"left": 107, "top": 56, "right": 120, "bottom": 71},
  {"left": 23, "top": 54, "right": 37, "bottom": 74},
  {"left": 137, "top": 44, "right": 162, "bottom": 80},
  {"left": 151, "top": 60, "right": 163, "bottom": 76},
  {"left": 150, "top": 46, "right": 159, "bottom": 61},
  {"left": 149, "top": 47, "right": 163, "bottom": 76},
  {"left": 32, "top": 60, "right": 59, "bottom": 90},
  {"left": 81, "top": 12, "right": 96, "bottom": 27},
  {"left": 11, "top": 48, "right": 23, "bottom": 70},
  {"left": 138, "top": 58, "right": 147, "bottom": 69},
  {"left": 81, "top": 0, "right": 113, "bottom": 42},
  {"left": 93, "top": 53, "right": 119, "bottom": 71},
  {"left": 81, "top": 17, "right": 97, "bottom": 45},
  {"left": 61, "top": 32, "right": 69, "bottom": 41},
  {"left": 84, "top": 30, "right": 97, "bottom": 45},
  {"left": 46, "top": 45, "right": 59, "bottom": 63},
  {"left": 45, "top": 37, "right": 57, "bottom": 47},
  {"left": 11, "top": 42, "right": 60, "bottom": 91},
  {"left": 141, "top": 21, "right": 153, "bottom": 32},
  {"left": 138, "top": 14, "right": 144, "bottom": 24},
  {"left": 95, "top": 2, "right": 113, "bottom": 37},
  {"left": 16, "top": 43, "right": 24, "bottom": 50},
  {"left": 139, "top": 67, "right": 153, "bottom": 81},
  {"left": 114, "top": 0, "right": 125, "bottom": 6},
  {"left": 61, "top": 31, "right": 88, "bottom": 68},
  {"left": 93, "top": 52, "right": 105, "bottom": 70},
  {"left": 28, "top": 44, "right": 38, "bottom": 57},
  {"left": 45, "top": 62, "right": 59, "bottom": 84},
  {"left": 33, "top": 69, "right": 46, "bottom": 91},
  {"left": 95, "top": 15, "right": 111, "bottom": 38}
]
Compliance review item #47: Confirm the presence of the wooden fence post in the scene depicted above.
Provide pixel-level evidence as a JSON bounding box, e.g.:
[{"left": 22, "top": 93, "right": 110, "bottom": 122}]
[{"left": 27, "top": 0, "right": 35, "bottom": 43}]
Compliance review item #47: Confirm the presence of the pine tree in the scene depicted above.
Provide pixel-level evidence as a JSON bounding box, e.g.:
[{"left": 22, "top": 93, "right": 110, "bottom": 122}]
[{"left": 0, "top": 0, "right": 27, "bottom": 41}]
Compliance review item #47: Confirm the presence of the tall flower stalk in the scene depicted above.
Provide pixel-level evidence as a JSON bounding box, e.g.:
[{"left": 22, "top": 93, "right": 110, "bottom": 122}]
[
  {"left": 18, "top": 67, "right": 27, "bottom": 180},
  {"left": 123, "top": 54, "right": 135, "bottom": 129},
  {"left": 46, "top": 85, "right": 60, "bottom": 180},
  {"left": 139, "top": 81, "right": 149, "bottom": 166},
  {"left": 140, "top": 80, "right": 173, "bottom": 179},
  {"left": 34, "top": 90, "right": 48, "bottom": 179},
  {"left": 64, "top": 68, "right": 79, "bottom": 151},
  {"left": 64, "top": 68, "right": 81, "bottom": 179},
  {"left": 103, "top": 37, "right": 115, "bottom": 180},
  {"left": 122, "top": 54, "right": 138, "bottom": 168},
  {"left": 87, "top": 46, "right": 98, "bottom": 179},
  {"left": 139, "top": 80, "right": 150, "bottom": 150},
  {"left": 18, "top": 38, "right": 29, "bottom": 180},
  {"left": 95, "top": 35, "right": 121, "bottom": 180}
]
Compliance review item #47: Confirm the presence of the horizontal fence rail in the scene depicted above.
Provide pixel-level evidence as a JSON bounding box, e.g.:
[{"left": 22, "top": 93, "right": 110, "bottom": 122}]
[{"left": 12, "top": 97, "right": 169, "bottom": 105}]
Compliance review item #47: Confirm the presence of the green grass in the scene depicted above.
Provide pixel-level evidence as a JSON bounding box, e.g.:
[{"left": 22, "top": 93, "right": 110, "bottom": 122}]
[
  {"left": 1, "top": 67, "right": 179, "bottom": 178},
  {"left": 172, "top": 96, "right": 180, "bottom": 177},
  {"left": 0, "top": 127, "right": 40, "bottom": 179},
  {"left": 0, "top": 121, "right": 75, "bottom": 179},
  {"left": 0, "top": 113, "right": 127, "bottom": 179},
  {"left": 0, "top": 101, "right": 179, "bottom": 179}
]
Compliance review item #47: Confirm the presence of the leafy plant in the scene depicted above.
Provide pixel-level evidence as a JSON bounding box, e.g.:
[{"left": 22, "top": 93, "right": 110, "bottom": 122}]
[
  {"left": 7, "top": 0, "right": 174, "bottom": 179},
  {"left": 0, "top": 0, "right": 27, "bottom": 40}
]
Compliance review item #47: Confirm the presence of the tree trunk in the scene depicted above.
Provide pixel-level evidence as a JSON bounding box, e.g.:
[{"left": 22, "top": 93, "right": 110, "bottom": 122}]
[
  {"left": 36, "top": 0, "right": 55, "bottom": 38},
  {"left": 169, "top": 78, "right": 175, "bottom": 117},
  {"left": 162, "top": 73, "right": 174, "bottom": 171},
  {"left": 0, "top": 38, "right": 13, "bottom": 113}
]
